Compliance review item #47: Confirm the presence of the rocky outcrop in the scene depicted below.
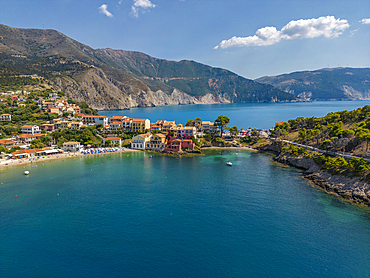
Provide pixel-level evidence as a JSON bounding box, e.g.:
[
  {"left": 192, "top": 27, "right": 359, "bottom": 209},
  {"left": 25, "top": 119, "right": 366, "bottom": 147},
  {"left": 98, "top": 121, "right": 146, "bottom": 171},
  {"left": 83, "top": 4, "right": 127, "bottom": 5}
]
[
  {"left": 53, "top": 69, "right": 253, "bottom": 110},
  {"left": 264, "top": 141, "right": 370, "bottom": 206},
  {"left": 342, "top": 85, "right": 370, "bottom": 100},
  {"left": 53, "top": 68, "right": 205, "bottom": 110},
  {"left": 305, "top": 168, "right": 370, "bottom": 206}
]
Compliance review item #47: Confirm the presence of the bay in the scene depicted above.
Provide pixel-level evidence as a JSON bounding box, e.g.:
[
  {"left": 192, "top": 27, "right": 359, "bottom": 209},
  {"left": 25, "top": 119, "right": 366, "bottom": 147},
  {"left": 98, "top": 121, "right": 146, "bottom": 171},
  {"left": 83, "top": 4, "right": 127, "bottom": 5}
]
[
  {"left": 1, "top": 150, "right": 370, "bottom": 277},
  {"left": 100, "top": 100, "right": 370, "bottom": 129}
]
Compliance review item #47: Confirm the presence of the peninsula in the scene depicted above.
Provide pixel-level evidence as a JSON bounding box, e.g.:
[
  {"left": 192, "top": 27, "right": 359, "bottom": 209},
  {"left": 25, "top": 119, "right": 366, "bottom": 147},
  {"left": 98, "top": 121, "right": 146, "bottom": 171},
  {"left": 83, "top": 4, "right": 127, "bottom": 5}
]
[{"left": 260, "top": 106, "right": 370, "bottom": 206}]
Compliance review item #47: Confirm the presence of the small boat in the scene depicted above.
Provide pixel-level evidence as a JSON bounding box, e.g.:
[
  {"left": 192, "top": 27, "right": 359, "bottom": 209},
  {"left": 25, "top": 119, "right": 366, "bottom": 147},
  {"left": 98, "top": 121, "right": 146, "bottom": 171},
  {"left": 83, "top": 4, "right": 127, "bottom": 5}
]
[
  {"left": 24, "top": 171, "right": 30, "bottom": 175},
  {"left": 226, "top": 162, "right": 232, "bottom": 166}
]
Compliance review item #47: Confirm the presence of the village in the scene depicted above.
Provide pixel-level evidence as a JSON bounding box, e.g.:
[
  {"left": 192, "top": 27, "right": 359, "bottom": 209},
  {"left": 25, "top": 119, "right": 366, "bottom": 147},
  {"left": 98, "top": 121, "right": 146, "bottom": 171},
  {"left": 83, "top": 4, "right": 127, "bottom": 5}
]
[{"left": 0, "top": 89, "right": 271, "bottom": 164}]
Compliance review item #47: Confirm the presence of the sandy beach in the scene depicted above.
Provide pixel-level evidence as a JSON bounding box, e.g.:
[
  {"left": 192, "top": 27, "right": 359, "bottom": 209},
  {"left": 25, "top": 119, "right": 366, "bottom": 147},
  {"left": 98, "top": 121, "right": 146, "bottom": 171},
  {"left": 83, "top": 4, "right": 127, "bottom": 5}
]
[{"left": 0, "top": 148, "right": 141, "bottom": 169}]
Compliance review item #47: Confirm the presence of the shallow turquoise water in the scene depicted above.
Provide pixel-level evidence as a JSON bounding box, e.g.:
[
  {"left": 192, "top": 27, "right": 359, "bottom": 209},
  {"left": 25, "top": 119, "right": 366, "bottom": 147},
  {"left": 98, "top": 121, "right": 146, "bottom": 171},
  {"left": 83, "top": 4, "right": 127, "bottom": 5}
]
[
  {"left": 101, "top": 100, "right": 370, "bottom": 129},
  {"left": 1, "top": 150, "right": 370, "bottom": 277}
]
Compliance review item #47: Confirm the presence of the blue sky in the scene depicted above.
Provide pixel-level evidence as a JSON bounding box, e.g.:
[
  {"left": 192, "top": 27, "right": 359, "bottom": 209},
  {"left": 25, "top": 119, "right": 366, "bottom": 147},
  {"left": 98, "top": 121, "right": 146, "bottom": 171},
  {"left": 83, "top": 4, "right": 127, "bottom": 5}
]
[{"left": 1, "top": 0, "right": 369, "bottom": 79}]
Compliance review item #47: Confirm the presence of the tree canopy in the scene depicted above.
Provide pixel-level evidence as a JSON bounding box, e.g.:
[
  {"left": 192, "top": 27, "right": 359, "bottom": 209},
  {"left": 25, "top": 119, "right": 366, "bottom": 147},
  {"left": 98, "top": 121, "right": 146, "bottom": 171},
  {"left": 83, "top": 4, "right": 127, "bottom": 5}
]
[{"left": 214, "top": 115, "right": 230, "bottom": 135}]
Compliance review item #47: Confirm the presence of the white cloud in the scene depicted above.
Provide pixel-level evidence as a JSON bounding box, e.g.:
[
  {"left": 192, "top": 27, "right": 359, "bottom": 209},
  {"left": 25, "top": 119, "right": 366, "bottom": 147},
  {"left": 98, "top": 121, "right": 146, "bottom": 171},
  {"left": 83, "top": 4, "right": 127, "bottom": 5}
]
[
  {"left": 214, "top": 16, "right": 349, "bottom": 49},
  {"left": 131, "top": 0, "right": 156, "bottom": 17},
  {"left": 98, "top": 4, "right": 113, "bottom": 17},
  {"left": 350, "top": 29, "right": 359, "bottom": 37},
  {"left": 360, "top": 18, "right": 370, "bottom": 24}
]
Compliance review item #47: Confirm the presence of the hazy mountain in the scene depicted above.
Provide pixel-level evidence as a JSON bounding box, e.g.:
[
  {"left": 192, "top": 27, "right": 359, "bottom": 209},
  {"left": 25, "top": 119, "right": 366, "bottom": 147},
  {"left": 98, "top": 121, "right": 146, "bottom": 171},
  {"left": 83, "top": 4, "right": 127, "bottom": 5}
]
[
  {"left": 256, "top": 68, "right": 370, "bottom": 101},
  {"left": 0, "top": 24, "right": 297, "bottom": 110}
]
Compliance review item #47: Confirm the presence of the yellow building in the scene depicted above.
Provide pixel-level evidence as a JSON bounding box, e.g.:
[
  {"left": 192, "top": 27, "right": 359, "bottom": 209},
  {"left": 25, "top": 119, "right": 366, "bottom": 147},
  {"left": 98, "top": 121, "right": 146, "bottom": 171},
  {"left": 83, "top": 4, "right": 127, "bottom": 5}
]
[
  {"left": 54, "top": 121, "right": 72, "bottom": 129},
  {"left": 146, "top": 134, "right": 166, "bottom": 151},
  {"left": 162, "top": 121, "right": 176, "bottom": 133},
  {"left": 131, "top": 119, "right": 150, "bottom": 133},
  {"left": 71, "top": 121, "right": 83, "bottom": 129},
  {"left": 201, "top": 121, "right": 218, "bottom": 134}
]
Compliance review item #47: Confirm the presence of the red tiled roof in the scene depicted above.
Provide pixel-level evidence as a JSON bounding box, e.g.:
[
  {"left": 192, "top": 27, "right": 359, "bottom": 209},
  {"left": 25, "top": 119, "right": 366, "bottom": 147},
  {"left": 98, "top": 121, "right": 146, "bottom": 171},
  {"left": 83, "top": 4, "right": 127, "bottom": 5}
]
[
  {"left": 17, "top": 134, "right": 42, "bottom": 139},
  {"left": 12, "top": 148, "right": 43, "bottom": 155},
  {"left": 0, "top": 139, "right": 15, "bottom": 145},
  {"left": 110, "top": 121, "right": 122, "bottom": 125},
  {"left": 105, "top": 137, "right": 121, "bottom": 141}
]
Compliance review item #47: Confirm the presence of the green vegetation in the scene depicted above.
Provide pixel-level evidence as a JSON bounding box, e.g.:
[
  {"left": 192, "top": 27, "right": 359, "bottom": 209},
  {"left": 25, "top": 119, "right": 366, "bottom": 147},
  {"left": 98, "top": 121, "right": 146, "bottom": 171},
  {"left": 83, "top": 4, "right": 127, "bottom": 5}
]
[
  {"left": 281, "top": 142, "right": 370, "bottom": 182},
  {"left": 67, "top": 99, "right": 99, "bottom": 115},
  {"left": 0, "top": 23, "right": 297, "bottom": 106},
  {"left": 214, "top": 115, "right": 230, "bottom": 135},
  {"left": 273, "top": 105, "right": 370, "bottom": 156},
  {"left": 273, "top": 106, "right": 370, "bottom": 183},
  {"left": 0, "top": 76, "right": 40, "bottom": 91},
  {"left": 52, "top": 126, "right": 101, "bottom": 147}
]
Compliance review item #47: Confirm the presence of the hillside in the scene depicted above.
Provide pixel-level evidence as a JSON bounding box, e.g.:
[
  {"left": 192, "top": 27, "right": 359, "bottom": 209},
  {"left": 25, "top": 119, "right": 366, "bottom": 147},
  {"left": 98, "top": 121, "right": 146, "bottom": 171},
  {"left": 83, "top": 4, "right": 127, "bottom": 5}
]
[
  {"left": 256, "top": 68, "right": 370, "bottom": 101},
  {"left": 0, "top": 24, "right": 297, "bottom": 110}
]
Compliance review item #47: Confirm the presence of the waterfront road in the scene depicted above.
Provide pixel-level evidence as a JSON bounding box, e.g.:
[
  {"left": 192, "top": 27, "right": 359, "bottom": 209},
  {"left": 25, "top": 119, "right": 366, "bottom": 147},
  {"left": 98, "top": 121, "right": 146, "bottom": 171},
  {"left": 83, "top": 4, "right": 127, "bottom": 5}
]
[{"left": 269, "top": 138, "right": 370, "bottom": 162}]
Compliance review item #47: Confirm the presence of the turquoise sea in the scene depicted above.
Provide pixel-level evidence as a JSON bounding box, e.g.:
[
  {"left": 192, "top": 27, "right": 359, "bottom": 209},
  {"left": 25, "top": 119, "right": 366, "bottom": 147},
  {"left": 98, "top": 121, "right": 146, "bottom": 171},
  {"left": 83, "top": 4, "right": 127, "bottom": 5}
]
[
  {"left": 2, "top": 101, "right": 370, "bottom": 277},
  {"left": 1, "top": 150, "right": 370, "bottom": 277}
]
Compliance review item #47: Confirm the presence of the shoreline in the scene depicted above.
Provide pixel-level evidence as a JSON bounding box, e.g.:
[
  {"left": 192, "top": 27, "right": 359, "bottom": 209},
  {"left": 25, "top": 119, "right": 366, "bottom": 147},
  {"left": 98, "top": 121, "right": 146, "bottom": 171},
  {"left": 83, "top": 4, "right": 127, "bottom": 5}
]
[
  {"left": 0, "top": 145, "right": 256, "bottom": 169},
  {"left": 0, "top": 148, "right": 141, "bottom": 169},
  {"left": 260, "top": 141, "right": 370, "bottom": 207},
  {"left": 200, "top": 146, "right": 257, "bottom": 151}
]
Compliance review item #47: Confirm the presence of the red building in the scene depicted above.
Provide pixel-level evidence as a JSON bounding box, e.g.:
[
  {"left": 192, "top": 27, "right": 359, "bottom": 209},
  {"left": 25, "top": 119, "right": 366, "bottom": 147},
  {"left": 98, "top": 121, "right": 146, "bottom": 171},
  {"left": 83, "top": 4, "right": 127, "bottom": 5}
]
[
  {"left": 165, "top": 139, "right": 195, "bottom": 152},
  {"left": 40, "top": 124, "right": 55, "bottom": 132}
]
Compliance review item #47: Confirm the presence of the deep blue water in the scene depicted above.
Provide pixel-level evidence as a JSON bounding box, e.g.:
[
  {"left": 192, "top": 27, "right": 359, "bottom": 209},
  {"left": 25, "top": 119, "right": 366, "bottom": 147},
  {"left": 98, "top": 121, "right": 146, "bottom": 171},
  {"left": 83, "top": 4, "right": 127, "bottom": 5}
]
[
  {"left": 100, "top": 100, "right": 370, "bottom": 129},
  {"left": 1, "top": 150, "right": 370, "bottom": 278}
]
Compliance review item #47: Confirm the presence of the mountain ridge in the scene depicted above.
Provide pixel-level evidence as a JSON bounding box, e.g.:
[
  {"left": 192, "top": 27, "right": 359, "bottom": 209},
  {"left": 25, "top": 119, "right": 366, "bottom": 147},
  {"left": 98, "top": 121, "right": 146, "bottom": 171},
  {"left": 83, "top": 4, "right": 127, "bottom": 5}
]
[
  {"left": 0, "top": 23, "right": 297, "bottom": 110},
  {"left": 255, "top": 67, "right": 370, "bottom": 101}
]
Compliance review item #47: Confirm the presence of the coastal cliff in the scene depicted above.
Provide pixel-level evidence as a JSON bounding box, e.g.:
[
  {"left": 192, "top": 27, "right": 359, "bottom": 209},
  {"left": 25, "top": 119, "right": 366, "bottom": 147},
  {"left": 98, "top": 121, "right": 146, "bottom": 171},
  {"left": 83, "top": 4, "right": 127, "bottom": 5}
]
[
  {"left": 261, "top": 141, "right": 370, "bottom": 206},
  {"left": 53, "top": 68, "right": 203, "bottom": 110}
]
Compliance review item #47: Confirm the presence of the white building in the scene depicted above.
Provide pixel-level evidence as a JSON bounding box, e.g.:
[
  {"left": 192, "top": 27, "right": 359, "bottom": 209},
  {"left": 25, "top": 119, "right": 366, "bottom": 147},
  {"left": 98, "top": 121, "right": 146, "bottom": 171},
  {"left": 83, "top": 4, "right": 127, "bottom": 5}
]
[
  {"left": 62, "top": 141, "right": 81, "bottom": 152},
  {"left": 131, "top": 133, "right": 152, "bottom": 150},
  {"left": 82, "top": 115, "right": 110, "bottom": 126},
  {"left": 22, "top": 125, "right": 40, "bottom": 135},
  {"left": 0, "top": 114, "right": 11, "bottom": 122},
  {"left": 103, "top": 137, "right": 122, "bottom": 147}
]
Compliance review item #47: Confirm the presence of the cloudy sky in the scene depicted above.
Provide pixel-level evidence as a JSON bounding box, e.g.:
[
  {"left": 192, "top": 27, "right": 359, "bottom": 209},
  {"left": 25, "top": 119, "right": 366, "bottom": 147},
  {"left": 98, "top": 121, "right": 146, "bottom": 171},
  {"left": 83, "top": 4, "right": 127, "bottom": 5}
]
[{"left": 1, "top": 0, "right": 369, "bottom": 79}]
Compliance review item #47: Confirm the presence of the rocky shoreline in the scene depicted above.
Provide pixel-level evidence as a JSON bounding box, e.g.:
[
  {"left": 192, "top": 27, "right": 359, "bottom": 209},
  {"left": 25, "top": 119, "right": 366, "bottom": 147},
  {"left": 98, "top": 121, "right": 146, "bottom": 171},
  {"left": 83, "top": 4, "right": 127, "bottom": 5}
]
[{"left": 260, "top": 141, "right": 370, "bottom": 207}]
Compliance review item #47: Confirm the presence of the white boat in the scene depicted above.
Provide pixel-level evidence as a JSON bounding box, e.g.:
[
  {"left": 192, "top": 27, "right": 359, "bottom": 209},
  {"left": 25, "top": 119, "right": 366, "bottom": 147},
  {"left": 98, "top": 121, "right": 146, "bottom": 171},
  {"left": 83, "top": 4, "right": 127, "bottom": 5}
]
[
  {"left": 24, "top": 171, "right": 30, "bottom": 175},
  {"left": 226, "top": 162, "right": 232, "bottom": 166}
]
